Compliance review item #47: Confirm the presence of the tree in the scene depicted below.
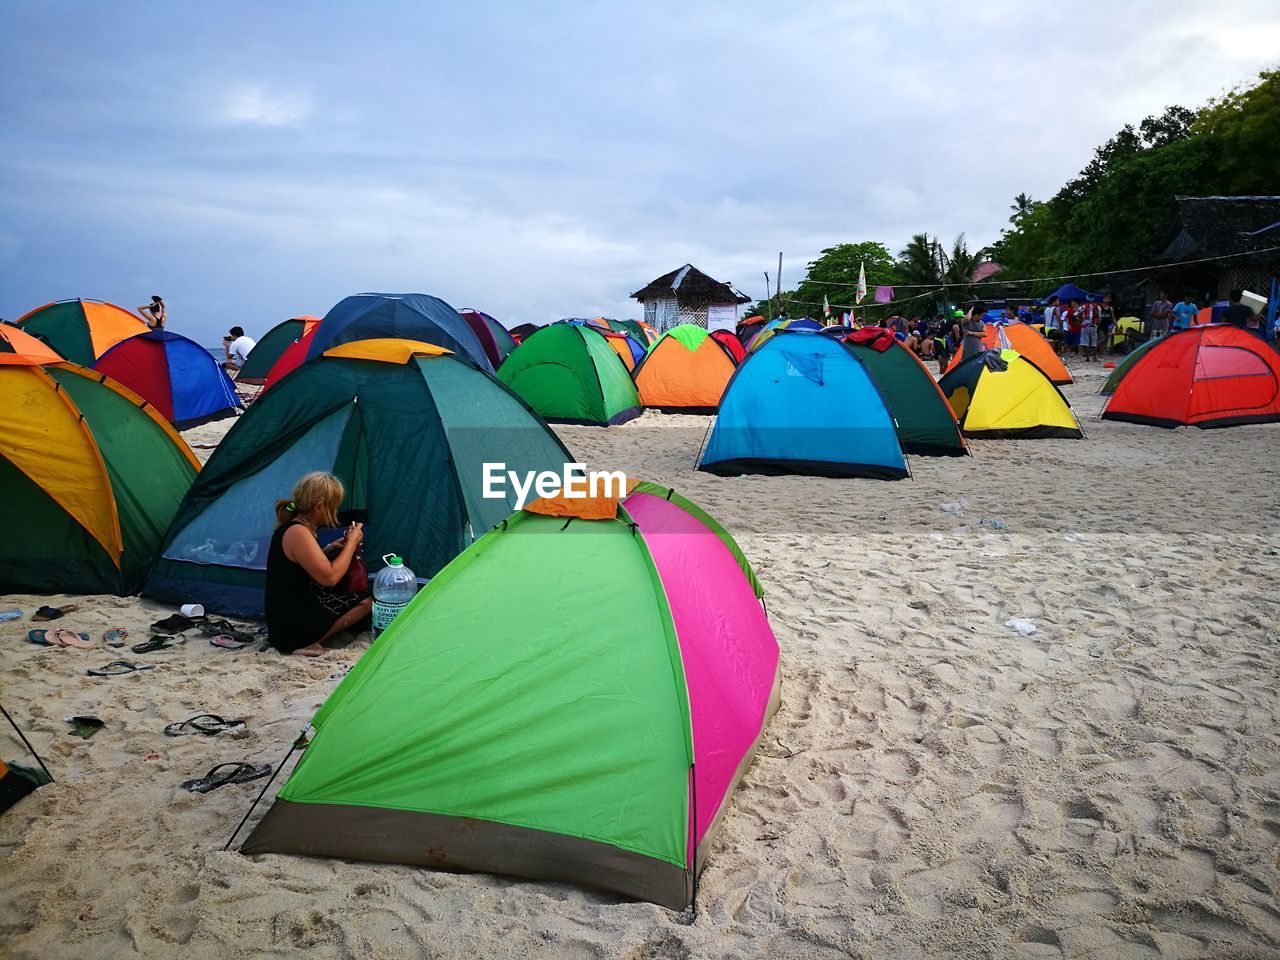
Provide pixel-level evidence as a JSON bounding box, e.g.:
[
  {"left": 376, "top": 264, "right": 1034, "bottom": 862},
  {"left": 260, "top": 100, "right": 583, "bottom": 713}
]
[
  {"left": 788, "top": 241, "right": 901, "bottom": 319},
  {"left": 1192, "top": 69, "right": 1280, "bottom": 194},
  {"left": 1010, "top": 193, "right": 1035, "bottom": 217}
]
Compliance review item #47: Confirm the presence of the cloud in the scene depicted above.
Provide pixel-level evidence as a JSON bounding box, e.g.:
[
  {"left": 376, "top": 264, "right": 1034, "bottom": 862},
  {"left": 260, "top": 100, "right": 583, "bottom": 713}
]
[{"left": 220, "top": 85, "right": 313, "bottom": 127}]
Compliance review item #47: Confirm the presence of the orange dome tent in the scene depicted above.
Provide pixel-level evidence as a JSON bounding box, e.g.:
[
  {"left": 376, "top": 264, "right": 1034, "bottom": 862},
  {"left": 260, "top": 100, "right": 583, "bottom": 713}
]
[
  {"left": 943, "top": 321, "right": 1072, "bottom": 385},
  {"left": 632, "top": 324, "right": 738, "bottom": 412},
  {"left": 15, "top": 299, "right": 149, "bottom": 366}
]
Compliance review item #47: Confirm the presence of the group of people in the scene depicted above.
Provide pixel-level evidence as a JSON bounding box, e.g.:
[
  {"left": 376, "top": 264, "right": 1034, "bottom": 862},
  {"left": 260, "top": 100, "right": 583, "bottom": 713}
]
[
  {"left": 1148, "top": 288, "right": 1269, "bottom": 339},
  {"left": 135, "top": 294, "right": 258, "bottom": 374}
]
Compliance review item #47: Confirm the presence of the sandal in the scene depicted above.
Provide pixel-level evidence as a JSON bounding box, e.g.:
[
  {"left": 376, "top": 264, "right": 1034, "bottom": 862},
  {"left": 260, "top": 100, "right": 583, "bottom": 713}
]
[
  {"left": 27, "top": 628, "right": 91, "bottom": 647},
  {"left": 199, "top": 619, "right": 256, "bottom": 644},
  {"left": 33, "top": 604, "right": 79, "bottom": 622},
  {"left": 209, "top": 635, "right": 249, "bottom": 650},
  {"left": 131, "top": 635, "right": 186, "bottom": 654},
  {"left": 104, "top": 627, "right": 128, "bottom": 648},
  {"left": 164, "top": 714, "right": 246, "bottom": 737},
  {"left": 180, "top": 761, "right": 271, "bottom": 793},
  {"left": 150, "top": 613, "right": 204, "bottom": 634},
  {"left": 87, "top": 660, "right": 156, "bottom": 677}
]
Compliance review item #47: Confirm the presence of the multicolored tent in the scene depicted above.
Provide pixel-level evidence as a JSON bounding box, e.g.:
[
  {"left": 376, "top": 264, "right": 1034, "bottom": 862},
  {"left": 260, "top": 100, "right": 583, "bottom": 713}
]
[
  {"left": 237, "top": 316, "right": 321, "bottom": 384},
  {"left": 746, "top": 317, "right": 823, "bottom": 352},
  {"left": 1100, "top": 337, "right": 1161, "bottom": 394},
  {"left": 242, "top": 482, "right": 779, "bottom": 910},
  {"left": 700, "top": 331, "right": 908, "bottom": 478},
  {"left": 93, "top": 330, "right": 241, "bottom": 429},
  {"left": 613, "top": 318, "right": 657, "bottom": 345},
  {"left": 943, "top": 321, "right": 1072, "bottom": 384},
  {"left": 460, "top": 309, "right": 518, "bottom": 369},
  {"left": 0, "top": 359, "right": 199, "bottom": 595},
  {"left": 15, "top": 298, "right": 149, "bottom": 366},
  {"left": 498, "top": 323, "right": 642, "bottom": 425},
  {"left": 842, "top": 332, "right": 967, "bottom": 456},
  {"left": 305, "top": 293, "right": 493, "bottom": 372},
  {"left": 261, "top": 322, "right": 321, "bottom": 392},
  {"left": 939, "top": 349, "right": 1083, "bottom": 439},
  {"left": 1101, "top": 325, "right": 1280, "bottom": 428},
  {"left": 710, "top": 329, "right": 746, "bottom": 363},
  {"left": 0, "top": 322, "right": 61, "bottom": 362},
  {"left": 146, "top": 340, "right": 572, "bottom": 616},
  {"left": 633, "top": 324, "right": 738, "bottom": 412}
]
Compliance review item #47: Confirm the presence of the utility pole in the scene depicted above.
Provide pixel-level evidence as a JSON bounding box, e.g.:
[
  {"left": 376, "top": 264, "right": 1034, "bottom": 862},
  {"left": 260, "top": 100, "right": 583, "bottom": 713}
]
[{"left": 777, "top": 252, "right": 784, "bottom": 318}]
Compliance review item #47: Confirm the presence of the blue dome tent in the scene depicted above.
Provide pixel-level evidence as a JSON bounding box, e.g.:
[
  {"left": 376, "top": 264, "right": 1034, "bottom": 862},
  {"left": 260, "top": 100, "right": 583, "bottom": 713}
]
[{"left": 699, "top": 331, "right": 907, "bottom": 479}]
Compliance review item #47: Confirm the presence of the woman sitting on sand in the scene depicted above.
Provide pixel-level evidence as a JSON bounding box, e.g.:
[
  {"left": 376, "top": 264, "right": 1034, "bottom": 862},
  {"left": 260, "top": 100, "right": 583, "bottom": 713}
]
[{"left": 265, "top": 473, "right": 372, "bottom": 657}]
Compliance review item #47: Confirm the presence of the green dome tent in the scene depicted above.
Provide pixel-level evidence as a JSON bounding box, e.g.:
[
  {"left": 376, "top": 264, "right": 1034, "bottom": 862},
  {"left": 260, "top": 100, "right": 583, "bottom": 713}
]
[
  {"left": 145, "top": 339, "right": 573, "bottom": 617},
  {"left": 498, "top": 324, "right": 642, "bottom": 425}
]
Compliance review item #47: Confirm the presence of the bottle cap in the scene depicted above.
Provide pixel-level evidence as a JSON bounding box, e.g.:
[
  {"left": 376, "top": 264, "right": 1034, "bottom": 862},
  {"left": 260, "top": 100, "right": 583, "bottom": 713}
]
[{"left": 389, "top": 556, "right": 402, "bottom": 566}]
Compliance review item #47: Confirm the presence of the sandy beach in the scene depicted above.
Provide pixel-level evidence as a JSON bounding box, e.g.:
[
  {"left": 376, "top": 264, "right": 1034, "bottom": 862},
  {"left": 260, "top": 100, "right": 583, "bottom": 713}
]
[{"left": 2, "top": 367, "right": 1278, "bottom": 959}]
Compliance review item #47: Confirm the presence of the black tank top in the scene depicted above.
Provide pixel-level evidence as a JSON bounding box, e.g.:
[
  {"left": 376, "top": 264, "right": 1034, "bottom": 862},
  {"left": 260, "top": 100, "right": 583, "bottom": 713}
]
[{"left": 265, "top": 520, "right": 316, "bottom": 628}]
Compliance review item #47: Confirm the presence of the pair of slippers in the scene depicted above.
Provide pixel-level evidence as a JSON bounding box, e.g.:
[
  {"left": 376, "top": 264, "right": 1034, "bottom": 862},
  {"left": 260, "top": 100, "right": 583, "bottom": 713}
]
[
  {"left": 150, "top": 612, "right": 206, "bottom": 634},
  {"left": 181, "top": 761, "right": 271, "bottom": 793},
  {"left": 131, "top": 634, "right": 185, "bottom": 654},
  {"left": 28, "top": 628, "right": 93, "bottom": 648},
  {"left": 200, "top": 619, "right": 258, "bottom": 646},
  {"left": 164, "top": 714, "right": 245, "bottom": 737}
]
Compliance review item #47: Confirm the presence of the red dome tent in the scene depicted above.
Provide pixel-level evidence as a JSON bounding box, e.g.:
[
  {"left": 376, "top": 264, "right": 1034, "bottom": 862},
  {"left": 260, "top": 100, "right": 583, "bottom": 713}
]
[{"left": 1101, "top": 325, "right": 1280, "bottom": 428}]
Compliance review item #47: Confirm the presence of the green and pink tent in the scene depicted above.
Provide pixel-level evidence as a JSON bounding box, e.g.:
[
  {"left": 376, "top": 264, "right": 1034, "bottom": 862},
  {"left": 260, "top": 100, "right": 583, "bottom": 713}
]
[{"left": 243, "top": 481, "right": 780, "bottom": 909}]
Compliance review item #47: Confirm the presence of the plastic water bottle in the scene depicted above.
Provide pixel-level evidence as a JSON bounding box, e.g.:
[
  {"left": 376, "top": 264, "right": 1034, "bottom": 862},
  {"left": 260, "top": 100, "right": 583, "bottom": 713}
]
[{"left": 372, "top": 554, "right": 417, "bottom": 639}]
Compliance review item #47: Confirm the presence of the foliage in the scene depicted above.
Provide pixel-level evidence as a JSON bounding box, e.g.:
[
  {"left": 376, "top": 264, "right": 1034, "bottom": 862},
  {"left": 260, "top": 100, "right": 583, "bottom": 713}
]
[{"left": 990, "top": 69, "right": 1278, "bottom": 287}]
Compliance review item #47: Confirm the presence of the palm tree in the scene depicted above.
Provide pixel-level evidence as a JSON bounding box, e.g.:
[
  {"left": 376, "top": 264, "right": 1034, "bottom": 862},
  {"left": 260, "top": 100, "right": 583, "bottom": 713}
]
[
  {"left": 1010, "top": 193, "right": 1034, "bottom": 216},
  {"left": 897, "top": 232, "right": 983, "bottom": 314}
]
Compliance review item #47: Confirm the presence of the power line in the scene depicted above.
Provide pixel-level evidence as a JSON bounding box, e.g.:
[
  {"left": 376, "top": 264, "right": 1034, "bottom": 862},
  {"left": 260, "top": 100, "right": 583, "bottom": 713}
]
[{"left": 786, "top": 244, "right": 1280, "bottom": 291}]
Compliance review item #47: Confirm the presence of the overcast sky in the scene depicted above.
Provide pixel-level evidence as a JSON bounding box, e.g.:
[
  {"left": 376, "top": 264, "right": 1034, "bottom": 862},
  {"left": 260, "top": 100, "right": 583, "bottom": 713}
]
[{"left": 1, "top": 1, "right": 1276, "bottom": 344}]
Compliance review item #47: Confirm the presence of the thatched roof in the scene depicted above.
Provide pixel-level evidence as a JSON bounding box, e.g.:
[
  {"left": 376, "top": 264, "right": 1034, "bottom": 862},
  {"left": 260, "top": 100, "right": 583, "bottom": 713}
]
[
  {"left": 631, "top": 264, "right": 750, "bottom": 305},
  {"left": 1160, "top": 196, "right": 1280, "bottom": 264}
]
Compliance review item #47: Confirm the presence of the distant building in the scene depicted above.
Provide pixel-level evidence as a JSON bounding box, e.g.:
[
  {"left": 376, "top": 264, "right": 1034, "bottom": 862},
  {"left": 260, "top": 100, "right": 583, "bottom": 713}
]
[
  {"left": 631, "top": 264, "right": 750, "bottom": 333},
  {"left": 1156, "top": 196, "right": 1280, "bottom": 303}
]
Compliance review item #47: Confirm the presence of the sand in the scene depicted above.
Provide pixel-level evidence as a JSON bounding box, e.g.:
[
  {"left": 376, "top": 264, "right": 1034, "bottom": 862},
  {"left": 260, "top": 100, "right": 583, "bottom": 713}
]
[{"left": 2, "top": 368, "right": 1278, "bottom": 959}]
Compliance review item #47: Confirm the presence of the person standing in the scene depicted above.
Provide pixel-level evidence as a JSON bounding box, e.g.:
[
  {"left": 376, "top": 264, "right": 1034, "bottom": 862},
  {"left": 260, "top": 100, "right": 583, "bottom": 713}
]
[
  {"left": 962, "top": 306, "right": 988, "bottom": 361},
  {"left": 223, "top": 326, "right": 257, "bottom": 374},
  {"left": 1043, "top": 296, "right": 1065, "bottom": 355},
  {"left": 1098, "top": 293, "right": 1117, "bottom": 353},
  {"left": 1172, "top": 293, "right": 1199, "bottom": 332},
  {"left": 1148, "top": 290, "right": 1173, "bottom": 338},
  {"left": 1222, "top": 289, "right": 1255, "bottom": 329},
  {"left": 1064, "top": 299, "right": 1083, "bottom": 355},
  {"left": 136, "top": 295, "right": 166, "bottom": 329},
  {"left": 1078, "top": 298, "right": 1100, "bottom": 362}
]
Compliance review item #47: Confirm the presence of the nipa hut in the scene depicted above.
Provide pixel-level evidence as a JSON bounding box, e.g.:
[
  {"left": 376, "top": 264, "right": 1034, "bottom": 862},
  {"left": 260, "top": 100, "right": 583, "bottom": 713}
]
[{"left": 631, "top": 264, "right": 750, "bottom": 334}]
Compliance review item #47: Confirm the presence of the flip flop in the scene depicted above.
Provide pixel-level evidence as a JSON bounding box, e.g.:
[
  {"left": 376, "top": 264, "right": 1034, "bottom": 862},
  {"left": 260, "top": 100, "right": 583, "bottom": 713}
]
[
  {"left": 67, "top": 715, "right": 104, "bottom": 739},
  {"left": 164, "top": 714, "right": 246, "bottom": 737},
  {"left": 209, "top": 635, "right": 249, "bottom": 650},
  {"left": 150, "top": 613, "right": 204, "bottom": 634},
  {"left": 104, "top": 627, "right": 128, "bottom": 648},
  {"left": 87, "top": 660, "right": 156, "bottom": 677},
  {"left": 198, "top": 619, "right": 256, "bottom": 643},
  {"left": 27, "top": 628, "right": 91, "bottom": 646},
  {"left": 53, "top": 628, "right": 94, "bottom": 649},
  {"left": 131, "top": 635, "right": 186, "bottom": 654},
  {"left": 180, "top": 761, "right": 271, "bottom": 793}
]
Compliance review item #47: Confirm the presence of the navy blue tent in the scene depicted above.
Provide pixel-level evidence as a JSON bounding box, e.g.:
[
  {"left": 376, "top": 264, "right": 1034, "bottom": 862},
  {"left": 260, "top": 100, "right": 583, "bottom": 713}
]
[
  {"left": 306, "top": 293, "right": 493, "bottom": 372},
  {"left": 1040, "top": 283, "right": 1099, "bottom": 304},
  {"left": 699, "top": 331, "right": 907, "bottom": 479}
]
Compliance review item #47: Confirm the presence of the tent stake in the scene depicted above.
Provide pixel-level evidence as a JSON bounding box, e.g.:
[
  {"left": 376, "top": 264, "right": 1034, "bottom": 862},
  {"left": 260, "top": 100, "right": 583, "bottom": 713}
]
[{"left": 224, "top": 726, "right": 308, "bottom": 851}]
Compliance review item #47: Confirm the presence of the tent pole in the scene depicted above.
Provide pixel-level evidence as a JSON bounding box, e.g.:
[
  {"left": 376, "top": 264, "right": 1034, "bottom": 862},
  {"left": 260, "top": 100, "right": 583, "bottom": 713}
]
[
  {"left": 0, "top": 702, "right": 52, "bottom": 781},
  {"left": 224, "top": 726, "right": 309, "bottom": 851}
]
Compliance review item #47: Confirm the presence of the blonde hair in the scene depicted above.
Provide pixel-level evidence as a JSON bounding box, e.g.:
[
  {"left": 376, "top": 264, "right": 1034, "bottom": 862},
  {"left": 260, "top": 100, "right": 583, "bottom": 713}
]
[{"left": 275, "top": 472, "right": 344, "bottom": 528}]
